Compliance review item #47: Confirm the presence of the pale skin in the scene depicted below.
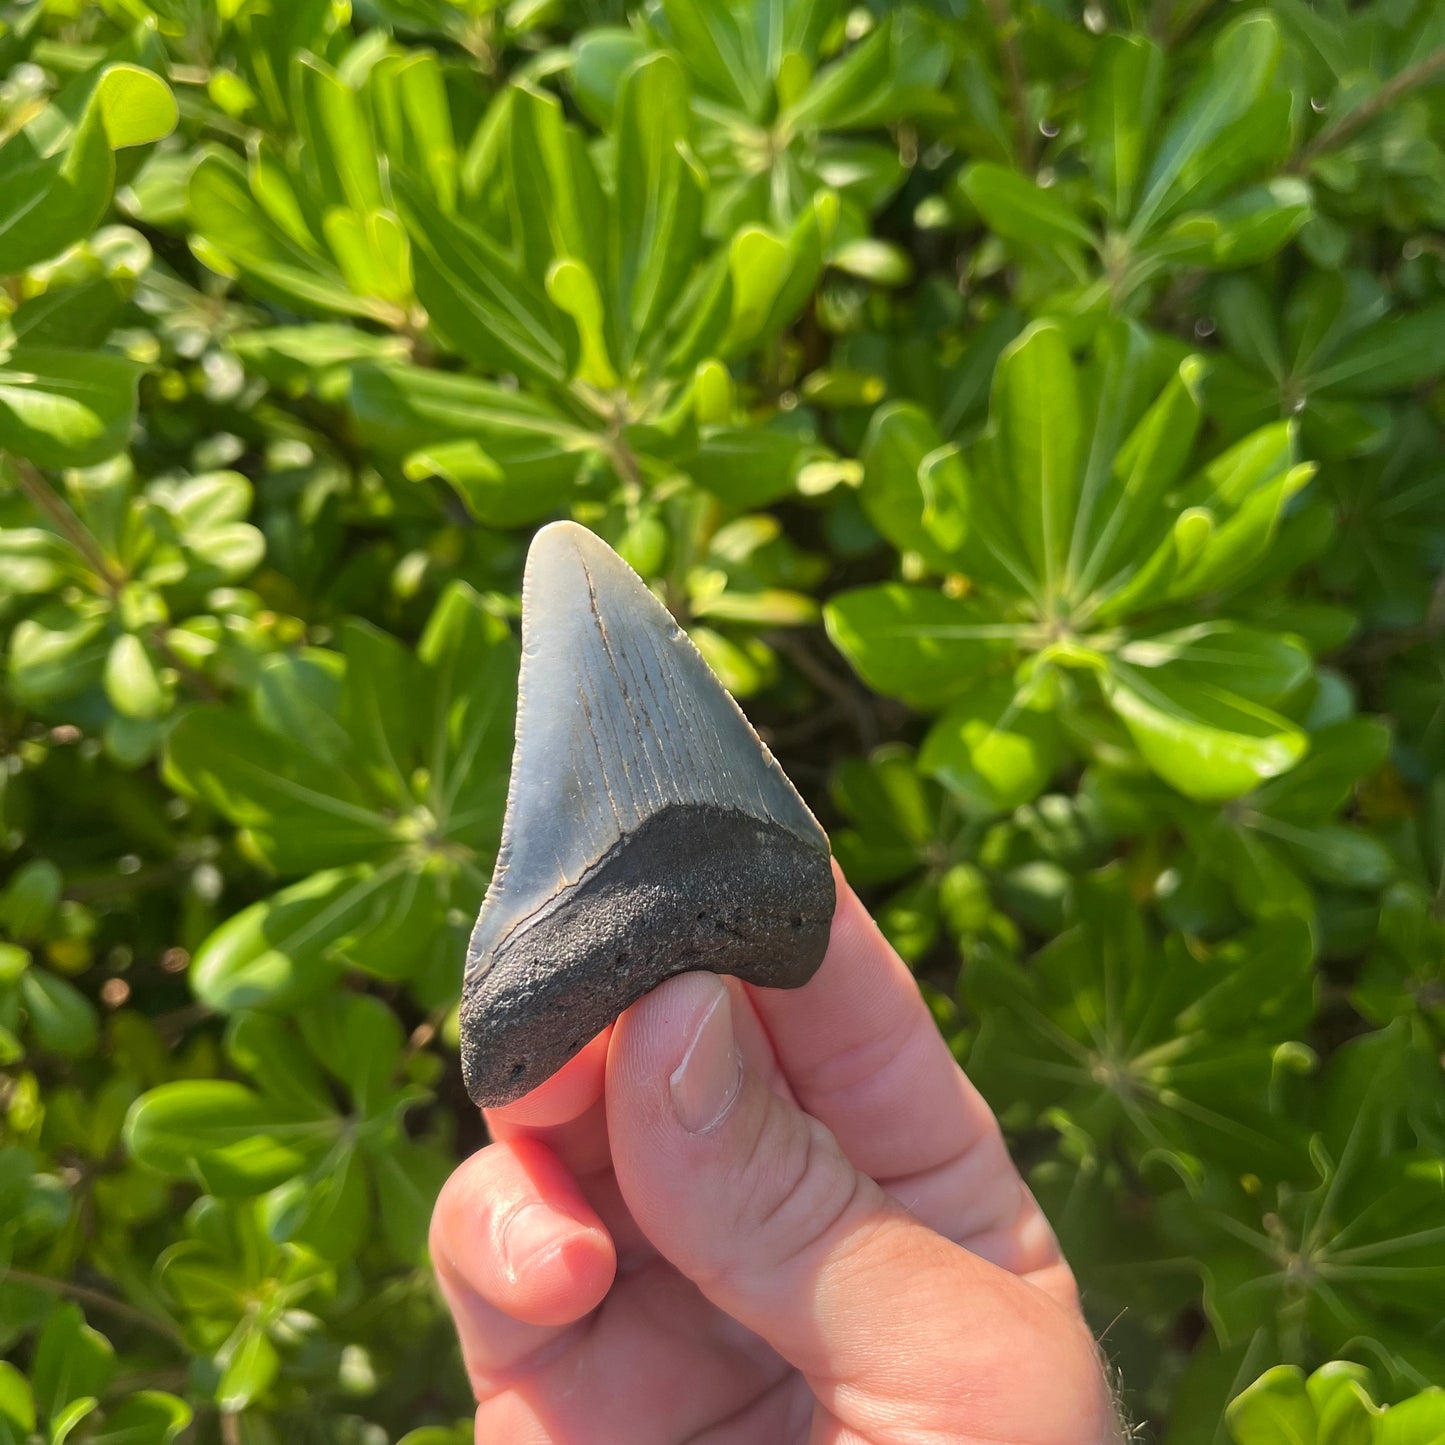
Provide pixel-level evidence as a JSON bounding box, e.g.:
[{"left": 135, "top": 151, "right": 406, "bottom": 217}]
[{"left": 431, "top": 862, "right": 1126, "bottom": 1444}]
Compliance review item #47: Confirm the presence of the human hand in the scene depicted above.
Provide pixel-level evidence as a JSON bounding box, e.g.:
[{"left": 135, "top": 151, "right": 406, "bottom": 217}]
[{"left": 431, "top": 862, "right": 1124, "bottom": 1444}]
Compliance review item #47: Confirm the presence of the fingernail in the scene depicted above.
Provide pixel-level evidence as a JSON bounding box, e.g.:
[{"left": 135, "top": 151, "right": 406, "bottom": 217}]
[
  {"left": 670, "top": 984, "right": 743, "bottom": 1134},
  {"left": 500, "top": 1202, "right": 576, "bottom": 1283}
]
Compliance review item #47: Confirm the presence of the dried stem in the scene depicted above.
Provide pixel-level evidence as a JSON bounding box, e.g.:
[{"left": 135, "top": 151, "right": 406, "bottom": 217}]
[
  {"left": 1, "top": 1267, "right": 186, "bottom": 1346},
  {"left": 1291, "top": 47, "right": 1445, "bottom": 172},
  {"left": 11, "top": 456, "right": 125, "bottom": 594},
  {"left": 984, "top": 0, "right": 1034, "bottom": 168}
]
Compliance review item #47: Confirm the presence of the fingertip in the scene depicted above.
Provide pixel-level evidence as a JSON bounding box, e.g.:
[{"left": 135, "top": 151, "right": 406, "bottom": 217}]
[{"left": 431, "top": 1137, "right": 616, "bottom": 1331}]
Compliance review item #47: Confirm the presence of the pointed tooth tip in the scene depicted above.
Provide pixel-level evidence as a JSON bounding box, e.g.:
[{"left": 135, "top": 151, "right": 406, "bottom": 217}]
[{"left": 527, "top": 520, "right": 620, "bottom": 572}]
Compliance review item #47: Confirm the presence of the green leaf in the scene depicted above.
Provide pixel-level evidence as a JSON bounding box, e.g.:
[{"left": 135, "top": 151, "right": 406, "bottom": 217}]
[
  {"left": 215, "top": 1322, "right": 278, "bottom": 1413},
  {"left": 0, "top": 95, "right": 112, "bottom": 273},
  {"left": 1104, "top": 651, "right": 1308, "bottom": 801},
  {"left": 165, "top": 708, "right": 394, "bottom": 871},
  {"left": 611, "top": 52, "right": 704, "bottom": 355},
  {"left": 350, "top": 361, "right": 593, "bottom": 506},
  {"left": 1308, "top": 306, "right": 1445, "bottom": 396},
  {"left": 0, "top": 1364, "right": 35, "bottom": 1437},
  {"left": 89, "top": 1391, "right": 192, "bottom": 1445},
  {"left": 1084, "top": 34, "right": 1165, "bottom": 222},
  {"left": 959, "top": 163, "right": 1095, "bottom": 254},
  {"left": 0, "top": 859, "right": 63, "bottom": 937},
  {"left": 188, "top": 151, "right": 367, "bottom": 318},
  {"left": 1204, "top": 177, "right": 1312, "bottom": 268},
  {"left": 19, "top": 969, "right": 98, "bottom": 1056},
  {"left": 96, "top": 66, "right": 178, "bottom": 149},
  {"left": 188, "top": 870, "right": 361, "bottom": 1012},
  {"left": 1132, "top": 14, "right": 1281, "bottom": 234},
  {"left": 32, "top": 1305, "right": 115, "bottom": 1424},
  {"left": 547, "top": 258, "right": 617, "bottom": 387},
  {"left": 920, "top": 675, "right": 1061, "bottom": 815},
  {"left": 859, "top": 402, "right": 966, "bottom": 572},
  {"left": 994, "top": 320, "right": 1081, "bottom": 601},
  {"left": 262, "top": 1148, "right": 368, "bottom": 1261},
  {"left": 124, "top": 1080, "right": 333, "bottom": 1195},
  {"left": 688, "top": 421, "right": 822, "bottom": 508},
  {"left": 0, "top": 348, "right": 141, "bottom": 469},
  {"left": 104, "top": 634, "right": 170, "bottom": 720},
  {"left": 825, "top": 584, "right": 1016, "bottom": 708},
  {"left": 506, "top": 83, "right": 606, "bottom": 288},
  {"left": 1227, "top": 1366, "right": 1316, "bottom": 1444},
  {"left": 398, "top": 179, "right": 573, "bottom": 384}
]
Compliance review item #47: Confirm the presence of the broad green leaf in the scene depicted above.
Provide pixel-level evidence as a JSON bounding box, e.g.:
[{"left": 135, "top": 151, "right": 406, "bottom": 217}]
[
  {"left": 104, "top": 634, "right": 170, "bottom": 720},
  {"left": 507, "top": 83, "right": 606, "bottom": 287},
  {"left": 374, "top": 51, "right": 454, "bottom": 197},
  {"left": 295, "top": 55, "right": 384, "bottom": 217},
  {"left": 1079, "top": 354, "right": 1206, "bottom": 593},
  {"left": 860, "top": 401, "right": 967, "bottom": 572},
  {"left": 398, "top": 179, "right": 573, "bottom": 384},
  {"left": 165, "top": 708, "right": 395, "bottom": 871},
  {"left": 124, "top": 1079, "right": 333, "bottom": 1195},
  {"left": 215, "top": 1322, "right": 278, "bottom": 1412},
  {"left": 89, "top": 1391, "right": 192, "bottom": 1444},
  {"left": 6, "top": 602, "right": 109, "bottom": 706},
  {"left": 0, "top": 348, "right": 141, "bottom": 469},
  {"left": 0, "top": 859, "right": 62, "bottom": 937},
  {"left": 349, "top": 361, "right": 594, "bottom": 500},
  {"left": 1103, "top": 655, "right": 1308, "bottom": 801},
  {"left": 188, "top": 869, "right": 363, "bottom": 1012},
  {"left": 0, "top": 95, "right": 111, "bottom": 273},
  {"left": 569, "top": 29, "right": 651, "bottom": 128},
  {"left": 19, "top": 969, "right": 99, "bottom": 1056},
  {"left": 96, "top": 65, "right": 178, "bottom": 149},
  {"left": 960, "top": 163, "right": 1095, "bottom": 254},
  {"left": 612, "top": 53, "right": 704, "bottom": 354},
  {"left": 1132, "top": 14, "right": 1281, "bottom": 234},
  {"left": 0, "top": 1365, "right": 34, "bottom": 1436},
  {"left": 1226, "top": 1366, "right": 1316, "bottom": 1445},
  {"left": 994, "top": 321, "right": 1081, "bottom": 601},
  {"left": 1309, "top": 306, "right": 1445, "bottom": 396},
  {"left": 689, "top": 421, "right": 822, "bottom": 507},
  {"left": 824, "top": 584, "right": 1016, "bottom": 708},
  {"left": 920, "top": 675, "right": 1061, "bottom": 814},
  {"left": 188, "top": 151, "right": 369, "bottom": 318},
  {"left": 31, "top": 1305, "right": 114, "bottom": 1424},
  {"left": 657, "top": 0, "right": 761, "bottom": 112},
  {"left": 1084, "top": 34, "right": 1165, "bottom": 222},
  {"left": 1115, "top": 624, "right": 1312, "bottom": 704},
  {"left": 1204, "top": 178, "right": 1312, "bottom": 268},
  {"left": 262, "top": 1148, "right": 368, "bottom": 1261},
  {"left": 724, "top": 226, "right": 789, "bottom": 350},
  {"left": 547, "top": 258, "right": 618, "bottom": 386}
]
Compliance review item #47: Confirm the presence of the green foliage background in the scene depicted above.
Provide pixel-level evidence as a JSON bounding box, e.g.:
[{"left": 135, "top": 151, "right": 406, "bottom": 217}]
[{"left": 2, "top": 0, "right": 1444, "bottom": 1439}]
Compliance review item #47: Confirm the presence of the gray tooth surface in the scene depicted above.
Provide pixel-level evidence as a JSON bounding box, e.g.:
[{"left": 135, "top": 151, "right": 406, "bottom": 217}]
[{"left": 461, "top": 521, "right": 834, "bottom": 1107}]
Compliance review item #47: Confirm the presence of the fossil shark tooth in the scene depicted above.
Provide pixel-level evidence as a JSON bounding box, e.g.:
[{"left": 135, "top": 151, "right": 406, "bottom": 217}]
[{"left": 461, "top": 521, "right": 835, "bottom": 1108}]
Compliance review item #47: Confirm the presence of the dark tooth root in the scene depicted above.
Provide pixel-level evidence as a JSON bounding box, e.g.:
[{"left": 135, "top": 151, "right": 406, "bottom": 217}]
[{"left": 463, "top": 803, "right": 833, "bottom": 1107}]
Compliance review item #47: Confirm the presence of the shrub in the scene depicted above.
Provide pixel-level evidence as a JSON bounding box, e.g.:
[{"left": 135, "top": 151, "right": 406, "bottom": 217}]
[{"left": 1, "top": 0, "right": 1443, "bottom": 1440}]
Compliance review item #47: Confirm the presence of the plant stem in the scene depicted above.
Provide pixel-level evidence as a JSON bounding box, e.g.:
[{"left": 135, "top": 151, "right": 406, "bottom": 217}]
[
  {"left": 1, "top": 1267, "right": 187, "bottom": 1346},
  {"left": 984, "top": 0, "right": 1034, "bottom": 168},
  {"left": 1291, "top": 47, "right": 1445, "bottom": 172},
  {"left": 11, "top": 457, "right": 125, "bottom": 594}
]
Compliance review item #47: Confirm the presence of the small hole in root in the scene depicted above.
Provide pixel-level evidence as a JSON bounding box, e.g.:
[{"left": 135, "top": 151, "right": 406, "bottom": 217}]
[
  {"left": 509, "top": 1061, "right": 525, "bottom": 1079},
  {"left": 791, "top": 915, "right": 804, "bottom": 929}
]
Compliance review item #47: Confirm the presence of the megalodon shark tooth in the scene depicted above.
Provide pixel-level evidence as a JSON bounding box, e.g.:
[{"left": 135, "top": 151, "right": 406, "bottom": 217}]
[{"left": 461, "top": 521, "right": 835, "bottom": 1108}]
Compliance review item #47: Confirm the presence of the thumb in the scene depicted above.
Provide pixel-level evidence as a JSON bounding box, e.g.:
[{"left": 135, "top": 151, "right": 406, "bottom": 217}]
[{"left": 607, "top": 972, "right": 1119, "bottom": 1444}]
